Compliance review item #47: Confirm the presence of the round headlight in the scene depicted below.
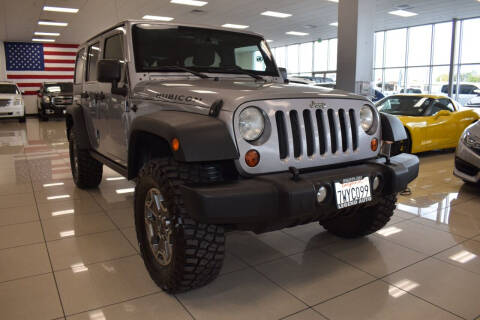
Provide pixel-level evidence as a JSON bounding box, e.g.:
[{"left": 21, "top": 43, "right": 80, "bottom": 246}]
[
  {"left": 360, "top": 105, "right": 374, "bottom": 132},
  {"left": 239, "top": 107, "right": 265, "bottom": 142},
  {"left": 43, "top": 96, "right": 50, "bottom": 103}
]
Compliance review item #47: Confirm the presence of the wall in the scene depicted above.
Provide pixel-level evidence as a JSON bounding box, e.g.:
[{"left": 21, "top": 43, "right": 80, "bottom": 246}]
[{"left": 0, "top": 41, "right": 6, "bottom": 81}]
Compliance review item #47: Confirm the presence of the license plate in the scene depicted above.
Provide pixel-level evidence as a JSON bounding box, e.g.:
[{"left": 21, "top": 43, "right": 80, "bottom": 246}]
[{"left": 334, "top": 177, "right": 372, "bottom": 209}]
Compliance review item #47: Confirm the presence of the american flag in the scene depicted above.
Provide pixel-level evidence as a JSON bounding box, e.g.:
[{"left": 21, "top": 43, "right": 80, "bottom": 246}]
[{"left": 4, "top": 42, "right": 78, "bottom": 95}]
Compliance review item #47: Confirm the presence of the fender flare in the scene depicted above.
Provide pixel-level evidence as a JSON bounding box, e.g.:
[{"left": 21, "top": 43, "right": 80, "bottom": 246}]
[
  {"left": 128, "top": 111, "right": 239, "bottom": 175},
  {"left": 380, "top": 113, "right": 407, "bottom": 142},
  {"left": 66, "top": 104, "right": 91, "bottom": 149}
]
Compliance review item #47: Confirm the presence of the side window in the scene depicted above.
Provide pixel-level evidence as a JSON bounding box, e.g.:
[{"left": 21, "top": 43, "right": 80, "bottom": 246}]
[
  {"left": 87, "top": 42, "right": 100, "bottom": 82},
  {"left": 234, "top": 45, "right": 266, "bottom": 71},
  {"left": 460, "top": 85, "right": 475, "bottom": 95},
  {"left": 74, "top": 48, "right": 86, "bottom": 84},
  {"left": 104, "top": 33, "right": 124, "bottom": 60},
  {"left": 431, "top": 99, "right": 453, "bottom": 115}
]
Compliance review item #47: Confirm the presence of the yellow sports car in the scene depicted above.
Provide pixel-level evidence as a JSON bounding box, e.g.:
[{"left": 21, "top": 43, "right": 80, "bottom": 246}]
[{"left": 376, "top": 94, "right": 478, "bottom": 154}]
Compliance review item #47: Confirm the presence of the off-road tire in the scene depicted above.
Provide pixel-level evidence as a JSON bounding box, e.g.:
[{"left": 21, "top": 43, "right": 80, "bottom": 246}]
[
  {"left": 135, "top": 158, "right": 225, "bottom": 293},
  {"left": 68, "top": 126, "right": 102, "bottom": 189},
  {"left": 320, "top": 194, "right": 397, "bottom": 238}
]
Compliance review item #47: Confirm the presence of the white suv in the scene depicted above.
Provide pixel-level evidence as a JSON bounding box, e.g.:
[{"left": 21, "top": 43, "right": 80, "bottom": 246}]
[{"left": 0, "top": 82, "right": 25, "bottom": 122}]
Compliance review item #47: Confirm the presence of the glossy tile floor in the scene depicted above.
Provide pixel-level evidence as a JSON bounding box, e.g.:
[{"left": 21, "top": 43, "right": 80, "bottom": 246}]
[{"left": 1, "top": 118, "right": 480, "bottom": 320}]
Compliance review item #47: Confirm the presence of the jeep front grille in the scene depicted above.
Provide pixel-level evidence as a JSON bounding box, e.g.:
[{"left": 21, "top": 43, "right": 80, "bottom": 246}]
[
  {"left": 232, "top": 99, "right": 380, "bottom": 175},
  {"left": 275, "top": 108, "right": 359, "bottom": 160}
]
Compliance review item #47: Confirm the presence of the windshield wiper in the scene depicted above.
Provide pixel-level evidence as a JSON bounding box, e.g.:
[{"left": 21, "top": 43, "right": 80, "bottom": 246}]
[
  {"left": 155, "top": 65, "right": 211, "bottom": 79},
  {"left": 220, "top": 65, "right": 265, "bottom": 81}
]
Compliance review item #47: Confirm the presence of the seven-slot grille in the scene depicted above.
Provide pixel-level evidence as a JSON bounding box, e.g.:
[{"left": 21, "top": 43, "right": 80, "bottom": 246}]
[
  {"left": 275, "top": 108, "right": 359, "bottom": 159},
  {"left": 0, "top": 99, "right": 12, "bottom": 107},
  {"left": 52, "top": 96, "right": 73, "bottom": 105}
]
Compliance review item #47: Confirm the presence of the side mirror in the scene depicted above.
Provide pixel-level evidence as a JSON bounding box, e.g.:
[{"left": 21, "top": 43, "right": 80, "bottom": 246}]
[
  {"left": 97, "top": 59, "right": 121, "bottom": 83},
  {"left": 97, "top": 59, "right": 127, "bottom": 96},
  {"left": 436, "top": 110, "right": 451, "bottom": 117}
]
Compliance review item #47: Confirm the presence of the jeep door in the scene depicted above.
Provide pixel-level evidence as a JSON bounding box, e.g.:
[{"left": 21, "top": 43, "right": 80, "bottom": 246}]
[
  {"left": 99, "top": 29, "right": 129, "bottom": 164},
  {"left": 84, "top": 41, "right": 109, "bottom": 153}
]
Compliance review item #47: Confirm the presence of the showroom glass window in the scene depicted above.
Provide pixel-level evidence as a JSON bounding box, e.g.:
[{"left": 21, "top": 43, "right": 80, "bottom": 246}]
[
  {"left": 131, "top": 24, "right": 277, "bottom": 76},
  {"left": 87, "top": 43, "right": 100, "bottom": 82},
  {"left": 74, "top": 48, "right": 87, "bottom": 84},
  {"left": 287, "top": 44, "right": 299, "bottom": 74}
]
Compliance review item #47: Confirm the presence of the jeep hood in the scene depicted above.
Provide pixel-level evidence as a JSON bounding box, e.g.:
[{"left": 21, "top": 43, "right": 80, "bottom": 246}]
[{"left": 133, "top": 79, "right": 367, "bottom": 113}]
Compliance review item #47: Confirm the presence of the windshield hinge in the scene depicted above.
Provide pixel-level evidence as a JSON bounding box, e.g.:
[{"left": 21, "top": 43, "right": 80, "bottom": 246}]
[{"left": 209, "top": 99, "right": 224, "bottom": 117}]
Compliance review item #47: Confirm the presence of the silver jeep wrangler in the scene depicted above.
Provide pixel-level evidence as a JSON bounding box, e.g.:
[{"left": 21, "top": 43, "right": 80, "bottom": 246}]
[{"left": 67, "top": 20, "right": 419, "bottom": 293}]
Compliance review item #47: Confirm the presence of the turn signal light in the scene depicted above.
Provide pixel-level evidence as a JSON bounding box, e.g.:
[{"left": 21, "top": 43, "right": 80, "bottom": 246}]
[
  {"left": 371, "top": 138, "right": 378, "bottom": 151},
  {"left": 245, "top": 149, "right": 260, "bottom": 167},
  {"left": 171, "top": 138, "right": 180, "bottom": 152}
]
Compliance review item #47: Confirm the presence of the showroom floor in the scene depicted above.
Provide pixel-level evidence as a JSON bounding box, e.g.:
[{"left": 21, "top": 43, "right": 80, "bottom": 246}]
[{"left": 0, "top": 119, "right": 480, "bottom": 320}]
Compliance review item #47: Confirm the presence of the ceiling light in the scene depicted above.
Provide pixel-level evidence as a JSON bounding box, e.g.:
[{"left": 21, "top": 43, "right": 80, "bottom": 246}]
[
  {"left": 261, "top": 11, "right": 292, "bottom": 18},
  {"left": 222, "top": 23, "right": 249, "bottom": 29},
  {"left": 170, "top": 0, "right": 207, "bottom": 6},
  {"left": 388, "top": 10, "right": 418, "bottom": 17},
  {"left": 116, "top": 188, "right": 135, "bottom": 194},
  {"left": 286, "top": 31, "right": 309, "bottom": 36},
  {"left": 142, "top": 15, "right": 174, "bottom": 21},
  {"left": 34, "top": 32, "right": 60, "bottom": 37},
  {"left": 32, "top": 38, "right": 56, "bottom": 42},
  {"left": 328, "top": 0, "right": 339, "bottom": 2},
  {"left": 43, "top": 6, "right": 79, "bottom": 13},
  {"left": 376, "top": 226, "right": 402, "bottom": 237},
  {"left": 38, "top": 21, "right": 68, "bottom": 27},
  {"left": 106, "top": 177, "right": 126, "bottom": 181},
  {"left": 43, "top": 182, "right": 64, "bottom": 187},
  {"left": 330, "top": 22, "right": 338, "bottom": 27}
]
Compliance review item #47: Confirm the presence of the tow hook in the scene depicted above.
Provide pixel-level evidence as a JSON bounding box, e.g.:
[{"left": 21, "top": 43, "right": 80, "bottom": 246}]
[{"left": 289, "top": 166, "right": 300, "bottom": 181}]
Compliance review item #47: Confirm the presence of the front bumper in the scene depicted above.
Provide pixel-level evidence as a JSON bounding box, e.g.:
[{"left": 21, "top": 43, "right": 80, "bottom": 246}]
[
  {"left": 181, "top": 153, "right": 419, "bottom": 231},
  {"left": 454, "top": 140, "right": 480, "bottom": 183},
  {"left": 0, "top": 106, "right": 25, "bottom": 119}
]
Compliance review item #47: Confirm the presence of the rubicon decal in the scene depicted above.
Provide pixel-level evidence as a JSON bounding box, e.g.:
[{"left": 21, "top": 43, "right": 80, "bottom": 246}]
[{"left": 155, "top": 93, "right": 203, "bottom": 103}]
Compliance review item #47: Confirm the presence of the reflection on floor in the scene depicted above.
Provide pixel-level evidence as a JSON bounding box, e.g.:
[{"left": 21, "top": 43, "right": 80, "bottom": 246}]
[{"left": 0, "top": 118, "right": 480, "bottom": 320}]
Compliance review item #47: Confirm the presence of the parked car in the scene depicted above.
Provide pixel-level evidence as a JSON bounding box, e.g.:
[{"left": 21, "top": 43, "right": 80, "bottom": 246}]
[
  {"left": 0, "top": 82, "right": 25, "bottom": 122},
  {"left": 376, "top": 94, "right": 478, "bottom": 154},
  {"left": 67, "top": 20, "right": 419, "bottom": 293},
  {"left": 37, "top": 82, "right": 73, "bottom": 121},
  {"left": 441, "top": 83, "right": 480, "bottom": 106},
  {"left": 454, "top": 121, "right": 480, "bottom": 183},
  {"left": 287, "top": 76, "right": 316, "bottom": 85},
  {"left": 400, "top": 88, "right": 422, "bottom": 94}
]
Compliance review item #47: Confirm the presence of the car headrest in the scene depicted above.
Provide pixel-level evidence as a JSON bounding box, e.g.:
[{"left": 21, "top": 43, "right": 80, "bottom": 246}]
[{"left": 193, "top": 45, "right": 215, "bottom": 67}]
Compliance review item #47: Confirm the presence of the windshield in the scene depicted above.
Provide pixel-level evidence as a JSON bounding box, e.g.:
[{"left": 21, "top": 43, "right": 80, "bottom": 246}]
[
  {"left": 132, "top": 24, "right": 278, "bottom": 77},
  {"left": 44, "top": 83, "right": 73, "bottom": 93},
  {"left": 376, "top": 96, "right": 432, "bottom": 116},
  {"left": 0, "top": 84, "right": 20, "bottom": 94}
]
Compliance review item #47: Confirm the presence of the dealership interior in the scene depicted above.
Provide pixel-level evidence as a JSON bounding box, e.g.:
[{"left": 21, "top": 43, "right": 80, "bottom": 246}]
[{"left": 2, "top": 0, "right": 480, "bottom": 319}]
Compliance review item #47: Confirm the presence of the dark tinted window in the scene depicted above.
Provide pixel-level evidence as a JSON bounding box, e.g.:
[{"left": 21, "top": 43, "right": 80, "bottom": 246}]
[
  {"left": 377, "top": 96, "right": 432, "bottom": 116},
  {"left": 74, "top": 48, "right": 86, "bottom": 84},
  {"left": 104, "top": 34, "right": 124, "bottom": 60},
  {"left": 460, "top": 85, "right": 476, "bottom": 94},
  {"left": 0, "top": 84, "right": 19, "bottom": 94},
  {"left": 131, "top": 24, "right": 278, "bottom": 76},
  {"left": 87, "top": 43, "right": 100, "bottom": 81}
]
